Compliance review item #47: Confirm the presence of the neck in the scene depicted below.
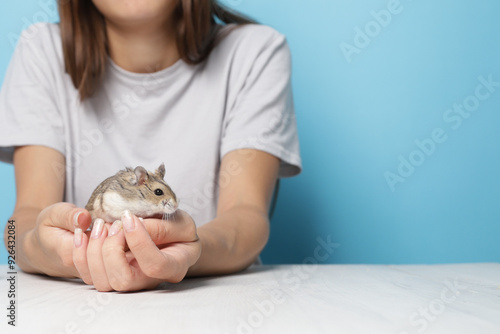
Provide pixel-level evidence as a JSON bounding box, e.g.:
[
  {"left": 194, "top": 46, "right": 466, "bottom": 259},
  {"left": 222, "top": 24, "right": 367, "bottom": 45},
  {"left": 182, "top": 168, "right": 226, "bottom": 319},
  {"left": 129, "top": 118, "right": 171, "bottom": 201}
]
[{"left": 105, "top": 19, "right": 180, "bottom": 73}]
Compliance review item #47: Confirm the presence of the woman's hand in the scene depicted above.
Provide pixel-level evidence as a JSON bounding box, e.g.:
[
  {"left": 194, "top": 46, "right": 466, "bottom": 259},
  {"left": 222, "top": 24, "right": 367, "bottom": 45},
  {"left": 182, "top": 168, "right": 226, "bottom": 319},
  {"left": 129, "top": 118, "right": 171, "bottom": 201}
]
[
  {"left": 73, "top": 209, "right": 201, "bottom": 292},
  {"left": 22, "top": 202, "right": 92, "bottom": 277}
]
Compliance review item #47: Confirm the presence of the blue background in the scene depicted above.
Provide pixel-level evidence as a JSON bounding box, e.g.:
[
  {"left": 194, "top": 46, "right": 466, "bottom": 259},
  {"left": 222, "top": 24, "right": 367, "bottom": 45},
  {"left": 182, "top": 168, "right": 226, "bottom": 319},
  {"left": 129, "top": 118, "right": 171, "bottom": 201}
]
[{"left": 1, "top": 0, "right": 499, "bottom": 265}]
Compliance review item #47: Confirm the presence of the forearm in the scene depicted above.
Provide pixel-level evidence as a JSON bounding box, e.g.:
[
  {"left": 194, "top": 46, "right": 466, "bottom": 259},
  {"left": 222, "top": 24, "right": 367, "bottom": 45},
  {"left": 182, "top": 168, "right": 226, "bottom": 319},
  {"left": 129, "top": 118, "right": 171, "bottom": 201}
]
[
  {"left": 3, "top": 207, "right": 41, "bottom": 273},
  {"left": 187, "top": 205, "right": 270, "bottom": 277}
]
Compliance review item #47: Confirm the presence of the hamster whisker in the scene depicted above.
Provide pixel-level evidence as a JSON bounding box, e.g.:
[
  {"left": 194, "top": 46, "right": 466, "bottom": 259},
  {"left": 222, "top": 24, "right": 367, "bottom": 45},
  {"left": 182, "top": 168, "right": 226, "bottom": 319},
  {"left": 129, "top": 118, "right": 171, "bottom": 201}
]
[{"left": 161, "top": 212, "right": 178, "bottom": 222}]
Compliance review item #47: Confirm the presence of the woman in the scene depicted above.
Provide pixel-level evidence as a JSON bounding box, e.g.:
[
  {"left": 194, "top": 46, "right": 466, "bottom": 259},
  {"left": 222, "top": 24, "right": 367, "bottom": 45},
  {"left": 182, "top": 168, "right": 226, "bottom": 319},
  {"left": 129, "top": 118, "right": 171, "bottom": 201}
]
[{"left": 0, "top": 0, "right": 301, "bottom": 292}]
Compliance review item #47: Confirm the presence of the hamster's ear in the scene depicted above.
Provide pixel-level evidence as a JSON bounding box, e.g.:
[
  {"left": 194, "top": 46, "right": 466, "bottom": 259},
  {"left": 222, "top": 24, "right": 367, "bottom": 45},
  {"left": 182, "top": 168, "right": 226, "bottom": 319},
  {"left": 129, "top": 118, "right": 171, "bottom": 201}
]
[
  {"left": 156, "top": 163, "right": 166, "bottom": 179},
  {"left": 134, "top": 166, "right": 149, "bottom": 186}
]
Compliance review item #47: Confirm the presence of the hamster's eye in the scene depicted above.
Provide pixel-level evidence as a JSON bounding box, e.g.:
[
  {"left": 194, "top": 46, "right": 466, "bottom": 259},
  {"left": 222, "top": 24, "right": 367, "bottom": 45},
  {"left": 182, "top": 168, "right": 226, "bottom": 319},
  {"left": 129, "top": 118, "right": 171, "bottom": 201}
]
[{"left": 154, "top": 189, "right": 164, "bottom": 196}]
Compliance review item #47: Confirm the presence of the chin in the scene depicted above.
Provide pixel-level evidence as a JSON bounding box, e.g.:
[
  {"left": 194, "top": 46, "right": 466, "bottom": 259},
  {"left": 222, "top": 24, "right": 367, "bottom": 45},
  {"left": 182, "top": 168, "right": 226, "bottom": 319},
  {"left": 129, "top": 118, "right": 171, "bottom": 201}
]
[{"left": 93, "top": 0, "right": 177, "bottom": 26}]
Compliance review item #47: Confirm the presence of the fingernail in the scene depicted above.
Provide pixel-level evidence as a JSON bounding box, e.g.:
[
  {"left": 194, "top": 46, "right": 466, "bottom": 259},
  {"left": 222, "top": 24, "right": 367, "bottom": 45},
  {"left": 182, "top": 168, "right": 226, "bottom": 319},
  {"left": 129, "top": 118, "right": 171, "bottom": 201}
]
[
  {"left": 74, "top": 228, "right": 82, "bottom": 248},
  {"left": 122, "top": 210, "right": 135, "bottom": 232},
  {"left": 74, "top": 211, "right": 82, "bottom": 227},
  {"left": 109, "top": 220, "right": 123, "bottom": 237},
  {"left": 91, "top": 218, "right": 104, "bottom": 239}
]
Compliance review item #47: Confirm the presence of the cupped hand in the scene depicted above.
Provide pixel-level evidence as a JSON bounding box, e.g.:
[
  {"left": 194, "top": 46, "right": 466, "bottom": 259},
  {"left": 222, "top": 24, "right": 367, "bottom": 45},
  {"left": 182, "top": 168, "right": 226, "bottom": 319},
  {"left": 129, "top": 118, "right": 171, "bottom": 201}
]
[
  {"left": 73, "top": 209, "right": 201, "bottom": 292},
  {"left": 25, "top": 202, "right": 92, "bottom": 277}
]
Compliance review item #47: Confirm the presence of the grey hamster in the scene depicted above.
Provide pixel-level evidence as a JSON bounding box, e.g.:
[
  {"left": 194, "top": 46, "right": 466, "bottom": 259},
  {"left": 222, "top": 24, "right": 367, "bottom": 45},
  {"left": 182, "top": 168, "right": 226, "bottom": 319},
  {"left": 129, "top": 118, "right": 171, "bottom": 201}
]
[{"left": 85, "top": 163, "right": 178, "bottom": 223}]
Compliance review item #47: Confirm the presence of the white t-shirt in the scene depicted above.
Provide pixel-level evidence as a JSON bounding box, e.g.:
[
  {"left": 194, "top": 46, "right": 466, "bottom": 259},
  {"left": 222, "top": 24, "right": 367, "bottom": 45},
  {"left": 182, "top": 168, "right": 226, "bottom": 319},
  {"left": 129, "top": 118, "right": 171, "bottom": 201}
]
[{"left": 0, "top": 22, "right": 302, "bottom": 226}]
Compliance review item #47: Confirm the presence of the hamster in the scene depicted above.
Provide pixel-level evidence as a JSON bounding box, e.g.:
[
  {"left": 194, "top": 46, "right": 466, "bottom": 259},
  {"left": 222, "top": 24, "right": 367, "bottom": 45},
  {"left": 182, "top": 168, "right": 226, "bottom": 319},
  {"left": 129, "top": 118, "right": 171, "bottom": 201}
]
[{"left": 85, "top": 163, "right": 178, "bottom": 223}]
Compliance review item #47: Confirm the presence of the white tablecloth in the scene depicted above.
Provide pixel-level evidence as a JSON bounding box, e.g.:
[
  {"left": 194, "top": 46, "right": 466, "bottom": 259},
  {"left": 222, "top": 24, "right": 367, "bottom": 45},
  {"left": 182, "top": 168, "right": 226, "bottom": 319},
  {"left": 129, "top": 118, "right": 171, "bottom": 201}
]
[{"left": 1, "top": 263, "right": 499, "bottom": 333}]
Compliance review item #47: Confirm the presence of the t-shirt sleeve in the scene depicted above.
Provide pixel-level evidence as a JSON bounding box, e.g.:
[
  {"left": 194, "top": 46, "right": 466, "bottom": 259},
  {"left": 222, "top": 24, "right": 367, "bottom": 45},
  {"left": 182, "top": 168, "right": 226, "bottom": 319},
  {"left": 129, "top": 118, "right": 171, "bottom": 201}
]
[
  {"left": 0, "top": 25, "right": 65, "bottom": 163},
  {"left": 220, "top": 27, "right": 302, "bottom": 178}
]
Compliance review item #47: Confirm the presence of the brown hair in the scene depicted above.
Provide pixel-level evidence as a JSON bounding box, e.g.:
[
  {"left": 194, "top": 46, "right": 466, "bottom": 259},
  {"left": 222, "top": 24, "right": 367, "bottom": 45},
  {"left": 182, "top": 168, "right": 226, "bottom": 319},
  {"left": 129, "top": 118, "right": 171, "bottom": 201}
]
[{"left": 58, "top": 0, "right": 255, "bottom": 101}]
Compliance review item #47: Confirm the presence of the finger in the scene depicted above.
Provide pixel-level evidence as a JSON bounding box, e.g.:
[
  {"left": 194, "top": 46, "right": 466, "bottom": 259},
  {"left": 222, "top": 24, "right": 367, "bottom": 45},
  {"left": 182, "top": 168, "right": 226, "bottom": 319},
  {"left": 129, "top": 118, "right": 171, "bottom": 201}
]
[
  {"left": 86, "top": 219, "right": 112, "bottom": 292},
  {"left": 158, "top": 241, "right": 202, "bottom": 278},
  {"left": 143, "top": 210, "right": 198, "bottom": 245},
  {"left": 37, "top": 205, "right": 85, "bottom": 275},
  {"left": 43, "top": 202, "right": 92, "bottom": 232},
  {"left": 102, "top": 220, "right": 159, "bottom": 291},
  {"left": 103, "top": 220, "right": 131, "bottom": 289},
  {"left": 73, "top": 228, "right": 93, "bottom": 285},
  {"left": 122, "top": 211, "right": 181, "bottom": 281}
]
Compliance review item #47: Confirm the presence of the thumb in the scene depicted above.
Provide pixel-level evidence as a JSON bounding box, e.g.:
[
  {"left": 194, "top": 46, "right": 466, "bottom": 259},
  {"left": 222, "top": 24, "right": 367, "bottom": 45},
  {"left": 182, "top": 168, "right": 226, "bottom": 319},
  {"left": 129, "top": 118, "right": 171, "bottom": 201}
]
[{"left": 44, "top": 202, "right": 92, "bottom": 232}]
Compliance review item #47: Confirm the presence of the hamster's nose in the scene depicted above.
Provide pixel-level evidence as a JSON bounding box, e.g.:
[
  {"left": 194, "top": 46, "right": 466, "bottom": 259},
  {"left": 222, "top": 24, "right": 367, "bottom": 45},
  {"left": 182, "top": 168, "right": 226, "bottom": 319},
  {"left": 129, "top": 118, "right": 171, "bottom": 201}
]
[{"left": 167, "top": 199, "right": 178, "bottom": 211}]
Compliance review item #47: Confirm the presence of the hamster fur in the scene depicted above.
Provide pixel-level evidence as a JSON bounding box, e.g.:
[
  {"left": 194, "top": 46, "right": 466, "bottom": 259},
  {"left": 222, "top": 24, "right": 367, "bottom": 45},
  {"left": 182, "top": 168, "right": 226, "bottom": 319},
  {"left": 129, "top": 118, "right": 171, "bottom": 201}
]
[{"left": 85, "top": 163, "right": 178, "bottom": 223}]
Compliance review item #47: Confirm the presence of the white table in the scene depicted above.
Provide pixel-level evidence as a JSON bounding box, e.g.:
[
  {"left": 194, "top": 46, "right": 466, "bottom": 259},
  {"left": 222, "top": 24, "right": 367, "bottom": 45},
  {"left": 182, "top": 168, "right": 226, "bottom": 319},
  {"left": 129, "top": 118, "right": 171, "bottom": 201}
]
[{"left": 1, "top": 263, "right": 499, "bottom": 334}]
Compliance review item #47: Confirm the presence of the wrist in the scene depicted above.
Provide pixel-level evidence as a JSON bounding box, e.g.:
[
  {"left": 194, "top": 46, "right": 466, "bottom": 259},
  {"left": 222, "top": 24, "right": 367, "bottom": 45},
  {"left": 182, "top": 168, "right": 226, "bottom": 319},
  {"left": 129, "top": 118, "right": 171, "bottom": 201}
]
[
  {"left": 17, "top": 230, "right": 41, "bottom": 274},
  {"left": 185, "top": 234, "right": 204, "bottom": 277}
]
